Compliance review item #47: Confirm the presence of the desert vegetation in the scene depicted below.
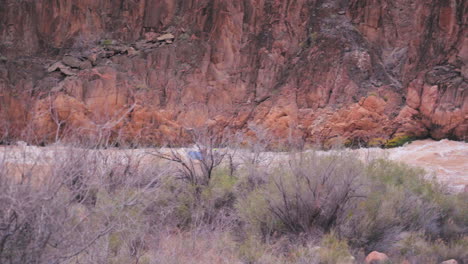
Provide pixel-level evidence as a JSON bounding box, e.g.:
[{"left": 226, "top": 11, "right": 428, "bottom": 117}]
[{"left": 0, "top": 129, "right": 466, "bottom": 264}]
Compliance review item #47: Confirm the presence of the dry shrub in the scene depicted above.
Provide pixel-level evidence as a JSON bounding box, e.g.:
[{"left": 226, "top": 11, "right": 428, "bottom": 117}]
[
  {"left": 0, "top": 147, "right": 105, "bottom": 263},
  {"left": 237, "top": 152, "right": 365, "bottom": 239},
  {"left": 1, "top": 142, "right": 466, "bottom": 263},
  {"left": 149, "top": 230, "right": 241, "bottom": 264},
  {"left": 0, "top": 145, "right": 163, "bottom": 264}
]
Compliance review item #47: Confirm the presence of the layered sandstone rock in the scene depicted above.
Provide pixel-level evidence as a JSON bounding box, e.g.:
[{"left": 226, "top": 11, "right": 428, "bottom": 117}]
[{"left": 0, "top": 0, "right": 466, "bottom": 146}]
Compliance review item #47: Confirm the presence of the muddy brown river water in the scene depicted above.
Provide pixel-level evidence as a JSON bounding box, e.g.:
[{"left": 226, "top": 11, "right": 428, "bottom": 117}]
[
  {"left": 352, "top": 139, "right": 468, "bottom": 192},
  {"left": 1, "top": 139, "right": 467, "bottom": 191}
]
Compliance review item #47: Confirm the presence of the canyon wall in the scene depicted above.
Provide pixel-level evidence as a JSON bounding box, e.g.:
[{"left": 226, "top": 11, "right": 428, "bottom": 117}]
[{"left": 0, "top": 0, "right": 466, "bottom": 146}]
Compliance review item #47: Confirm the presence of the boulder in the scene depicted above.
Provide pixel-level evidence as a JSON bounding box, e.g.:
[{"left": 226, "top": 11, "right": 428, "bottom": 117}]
[
  {"left": 360, "top": 96, "right": 386, "bottom": 114},
  {"left": 462, "top": 64, "right": 468, "bottom": 80},
  {"left": 144, "top": 31, "right": 158, "bottom": 42},
  {"left": 126, "top": 47, "right": 139, "bottom": 56},
  {"left": 47, "top": 61, "right": 65, "bottom": 73},
  {"left": 62, "top": 55, "right": 83, "bottom": 68},
  {"left": 47, "top": 62, "right": 77, "bottom": 76},
  {"left": 365, "top": 251, "right": 389, "bottom": 264},
  {"left": 79, "top": 60, "right": 93, "bottom": 70},
  {"left": 86, "top": 53, "right": 98, "bottom": 64},
  {"left": 157, "top": 33, "right": 175, "bottom": 42},
  {"left": 15, "top": 140, "right": 27, "bottom": 147},
  {"left": 106, "top": 44, "right": 128, "bottom": 53},
  {"left": 58, "top": 67, "right": 77, "bottom": 76}
]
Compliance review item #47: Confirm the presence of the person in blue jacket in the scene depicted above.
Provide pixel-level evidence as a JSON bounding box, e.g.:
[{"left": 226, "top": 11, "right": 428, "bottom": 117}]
[{"left": 188, "top": 150, "right": 203, "bottom": 160}]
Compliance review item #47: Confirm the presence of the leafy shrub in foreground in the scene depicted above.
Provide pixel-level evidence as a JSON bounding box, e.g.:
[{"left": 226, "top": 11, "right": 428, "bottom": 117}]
[
  {"left": 237, "top": 152, "right": 365, "bottom": 239},
  {"left": 343, "top": 159, "right": 467, "bottom": 253},
  {"left": 236, "top": 155, "right": 467, "bottom": 261},
  {"left": 393, "top": 232, "right": 468, "bottom": 263},
  {"left": 1, "top": 143, "right": 466, "bottom": 263}
]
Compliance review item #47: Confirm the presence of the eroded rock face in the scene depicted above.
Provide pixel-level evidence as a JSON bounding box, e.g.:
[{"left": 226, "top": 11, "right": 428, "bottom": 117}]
[{"left": 0, "top": 0, "right": 466, "bottom": 145}]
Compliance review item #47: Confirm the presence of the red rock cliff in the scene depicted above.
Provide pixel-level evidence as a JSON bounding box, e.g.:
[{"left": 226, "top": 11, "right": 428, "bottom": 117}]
[{"left": 0, "top": 0, "right": 466, "bottom": 146}]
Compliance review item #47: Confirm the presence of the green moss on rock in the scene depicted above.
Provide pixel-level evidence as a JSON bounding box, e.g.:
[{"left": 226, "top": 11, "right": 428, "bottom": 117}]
[
  {"left": 385, "top": 134, "right": 414, "bottom": 148},
  {"left": 368, "top": 137, "right": 387, "bottom": 147},
  {"left": 100, "top": 39, "right": 114, "bottom": 46}
]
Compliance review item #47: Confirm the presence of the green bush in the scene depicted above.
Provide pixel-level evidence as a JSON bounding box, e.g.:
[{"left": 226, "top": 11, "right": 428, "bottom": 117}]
[
  {"left": 237, "top": 235, "right": 267, "bottom": 263},
  {"left": 384, "top": 134, "right": 414, "bottom": 148},
  {"left": 100, "top": 39, "right": 114, "bottom": 46},
  {"left": 317, "top": 233, "right": 354, "bottom": 264},
  {"left": 342, "top": 159, "right": 467, "bottom": 254},
  {"left": 236, "top": 189, "right": 280, "bottom": 238},
  {"left": 149, "top": 168, "right": 238, "bottom": 229},
  {"left": 237, "top": 153, "right": 365, "bottom": 238},
  {"left": 368, "top": 137, "right": 387, "bottom": 147},
  {"left": 394, "top": 232, "right": 468, "bottom": 263},
  {"left": 368, "top": 159, "right": 468, "bottom": 235},
  {"left": 234, "top": 155, "right": 466, "bottom": 259}
]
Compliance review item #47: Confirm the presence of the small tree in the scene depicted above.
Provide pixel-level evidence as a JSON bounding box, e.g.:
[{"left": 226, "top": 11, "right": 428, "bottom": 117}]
[{"left": 148, "top": 126, "right": 230, "bottom": 186}]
